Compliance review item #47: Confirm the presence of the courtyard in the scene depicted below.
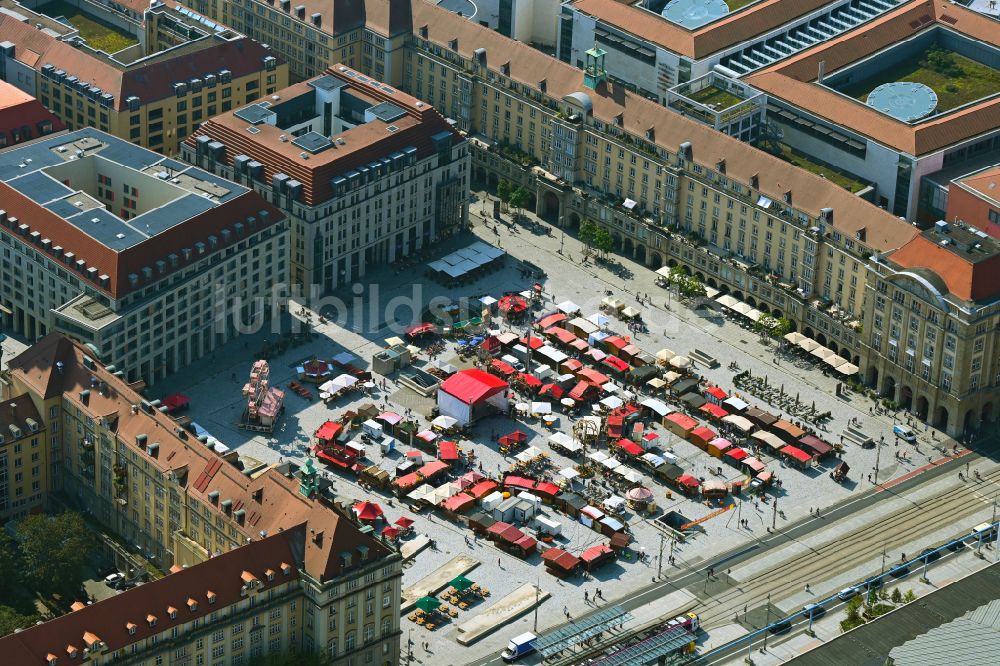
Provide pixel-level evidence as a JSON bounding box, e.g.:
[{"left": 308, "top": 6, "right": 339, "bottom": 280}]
[
  {"left": 151, "top": 194, "right": 959, "bottom": 662},
  {"left": 39, "top": 1, "right": 138, "bottom": 54}
]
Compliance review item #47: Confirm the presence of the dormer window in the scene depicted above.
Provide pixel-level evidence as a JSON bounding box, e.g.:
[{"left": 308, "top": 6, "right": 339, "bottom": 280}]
[
  {"left": 280, "top": 562, "right": 292, "bottom": 575},
  {"left": 265, "top": 569, "right": 275, "bottom": 581},
  {"left": 66, "top": 646, "right": 78, "bottom": 659},
  {"left": 147, "top": 614, "right": 157, "bottom": 627},
  {"left": 187, "top": 598, "right": 198, "bottom": 612},
  {"left": 167, "top": 606, "right": 177, "bottom": 620},
  {"left": 207, "top": 591, "right": 217, "bottom": 604},
  {"left": 126, "top": 622, "right": 137, "bottom": 635}
]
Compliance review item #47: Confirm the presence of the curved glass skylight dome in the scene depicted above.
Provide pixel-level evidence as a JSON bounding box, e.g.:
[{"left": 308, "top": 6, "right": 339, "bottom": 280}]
[{"left": 661, "top": 0, "right": 730, "bottom": 30}]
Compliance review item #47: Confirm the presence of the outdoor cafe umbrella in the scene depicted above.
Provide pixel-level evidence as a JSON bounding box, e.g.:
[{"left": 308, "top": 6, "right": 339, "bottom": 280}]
[
  {"left": 415, "top": 596, "right": 442, "bottom": 613},
  {"left": 561, "top": 397, "right": 576, "bottom": 408},
  {"left": 783, "top": 332, "right": 806, "bottom": 345},
  {"left": 450, "top": 575, "right": 475, "bottom": 593},
  {"left": 670, "top": 356, "right": 691, "bottom": 370},
  {"left": 353, "top": 501, "right": 384, "bottom": 522},
  {"left": 432, "top": 415, "right": 459, "bottom": 429}
]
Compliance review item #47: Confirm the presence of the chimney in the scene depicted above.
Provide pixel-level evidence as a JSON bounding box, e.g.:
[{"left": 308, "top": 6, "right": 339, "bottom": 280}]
[
  {"left": 473, "top": 48, "right": 486, "bottom": 67},
  {"left": 817, "top": 60, "right": 826, "bottom": 83},
  {"left": 820, "top": 207, "right": 833, "bottom": 225}
]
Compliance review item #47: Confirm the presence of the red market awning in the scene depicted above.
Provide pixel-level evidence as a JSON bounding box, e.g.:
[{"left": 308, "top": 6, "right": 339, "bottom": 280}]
[
  {"left": 547, "top": 327, "right": 577, "bottom": 344},
  {"left": 503, "top": 475, "right": 535, "bottom": 491},
  {"left": 514, "top": 535, "right": 537, "bottom": 552},
  {"left": 542, "top": 547, "right": 580, "bottom": 572},
  {"left": 705, "top": 386, "right": 728, "bottom": 400},
  {"left": 726, "top": 447, "right": 750, "bottom": 461},
  {"left": 498, "top": 294, "right": 528, "bottom": 313},
  {"left": 700, "top": 403, "right": 729, "bottom": 419},
  {"left": 316, "top": 449, "right": 349, "bottom": 468},
  {"left": 481, "top": 336, "right": 501, "bottom": 353},
  {"left": 578, "top": 368, "right": 611, "bottom": 386},
  {"left": 539, "top": 384, "right": 564, "bottom": 399},
  {"left": 405, "top": 323, "right": 436, "bottom": 338},
  {"left": 616, "top": 439, "right": 644, "bottom": 456},
  {"left": 538, "top": 313, "right": 568, "bottom": 329},
  {"left": 468, "top": 480, "right": 499, "bottom": 499},
  {"left": 676, "top": 474, "right": 700, "bottom": 488},
  {"left": 517, "top": 373, "right": 543, "bottom": 388},
  {"left": 691, "top": 426, "right": 718, "bottom": 442},
  {"left": 499, "top": 430, "right": 528, "bottom": 446},
  {"left": 418, "top": 460, "right": 450, "bottom": 478},
  {"left": 603, "top": 336, "right": 628, "bottom": 351},
  {"left": 533, "top": 481, "right": 561, "bottom": 497},
  {"left": 381, "top": 526, "right": 400, "bottom": 540},
  {"left": 781, "top": 445, "right": 813, "bottom": 464},
  {"left": 353, "top": 501, "right": 384, "bottom": 521},
  {"left": 438, "top": 441, "right": 460, "bottom": 461},
  {"left": 520, "top": 335, "right": 545, "bottom": 350},
  {"left": 315, "top": 421, "right": 343, "bottom": 442},
  {"left": 708, "top": 437, "right": 733, "bottom": 453},
  {"left": 580, "top": 543, "right": 614, "bottom": 563},
  {"left": 442, "top": 493, "right": 476, "bottom": 513},
  {"left": 394, "top": 472, "right": 421, "bottom": 489},
  {"left": 490, "top": 359, "right": 518, "bottom": 376},
  {"left": 665, "top": 412, "right": 698, "bottom": 431},
  {"left": 602, "top": 356, "right": 631, "bottom": 373},
  {"left": 161, "top": 393, "right": 190, "bottom": 412},
  {"left": 568, "top": 381, "right": 595, "bottom": 401},
  {"left": 395, "top": 516, "right": 414, "bottom": 528}
]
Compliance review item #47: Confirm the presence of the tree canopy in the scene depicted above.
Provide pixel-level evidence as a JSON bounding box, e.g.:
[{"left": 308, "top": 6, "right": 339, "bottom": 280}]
[
  {"left": 16, "top": 512, "right": 97, "bottom": 599},
  {"left": 580, "top": 220, "right": 613, "bottom": 257}
]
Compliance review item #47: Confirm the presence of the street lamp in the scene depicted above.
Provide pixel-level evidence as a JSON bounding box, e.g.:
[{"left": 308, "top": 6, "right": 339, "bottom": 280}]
[
  {"left": 559, "top": 216, "right": 566, "bottom": 255},
  {"left": 873, "top": 435, "right": 885, "bottom": 486}
]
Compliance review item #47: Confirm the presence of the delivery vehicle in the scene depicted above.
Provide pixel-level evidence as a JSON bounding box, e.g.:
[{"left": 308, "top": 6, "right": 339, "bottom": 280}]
[
  {"left": 501, "top": 632, "right": 537, "bottom": 662},
  {"left": 971, "top": 522, "right": 997, "bottom": 541},
  {"left": 837, "top": 586, "right": 860, "bottom": 601},
  {"left": 893, "top": 424, "right": 916, "bottom": 443},
  {"left": 666, "top": 612, "right": 700, "bottom": 633}
]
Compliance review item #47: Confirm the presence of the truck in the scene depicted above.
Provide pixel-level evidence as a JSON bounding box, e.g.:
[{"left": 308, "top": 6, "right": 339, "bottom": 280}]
[
  {"left": 501, "top": 632, "right": 537, "bottom": 662},
  {"left": 666, "top": 612, "right": 700, "bottom": 633}
]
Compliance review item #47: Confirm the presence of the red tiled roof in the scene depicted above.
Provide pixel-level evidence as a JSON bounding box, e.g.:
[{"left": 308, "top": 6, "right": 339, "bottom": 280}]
[
  {"left": 888, "top": 234, "right": 1000, "bottom": 302},
  {"left": 0, "top": 530, "right": 299, "bottom": 662},
  {"left": 440, "top": 368, "right": 508, "bottom": 404},
  {"left": 746, "top": 0, "right": 1000, "bottom": 156},
  {"left": 0, "top": 79, "right": 64, "bottom": 145},
  {"left": 0, "top": 16, "right": 281, "bottom": 111}
]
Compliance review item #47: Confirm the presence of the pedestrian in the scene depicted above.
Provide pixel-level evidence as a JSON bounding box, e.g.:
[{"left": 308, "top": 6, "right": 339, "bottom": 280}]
[
  {"left": 498, "top": 557, "right": 503, "bottom": 568},
  {"left": 597, "top": 588, "right": 603, "bottom": 599},
  {"left": 584, "top": 590, "right": 589, "bottom": 603}
]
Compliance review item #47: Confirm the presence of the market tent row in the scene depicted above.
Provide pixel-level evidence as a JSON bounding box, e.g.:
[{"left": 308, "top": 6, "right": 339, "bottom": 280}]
[{"left": 427, "top": 242, "right": 506, "bottom": 282}]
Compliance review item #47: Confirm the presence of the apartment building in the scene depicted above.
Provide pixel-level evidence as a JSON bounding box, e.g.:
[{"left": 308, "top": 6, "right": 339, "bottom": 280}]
[
  {"left": 944, "top": 165, "right": 1000, "bottom": 237},
  {"left": 0, "top": 393, "right": 49, "bottom": 521},
  {"left": 0, "top": 0, "right": 287, "bottom": 155},
  {"left": 0, "top": 78, "right": 64, "bottom": 149},
  {"left": 862, "top": 223, "right": 1000, "bottom": 434},
  {"left": 183, "top": 65, "right": 468, "bottom": 291},
  {"left": 175, "top": 0, "right": 999, "bottom": 434},
  {"left": 0, "top": 128, "right": 289, "bottom": 385},
  {"left": 3, "top": 333, "right": 403, "bottom": 664}
]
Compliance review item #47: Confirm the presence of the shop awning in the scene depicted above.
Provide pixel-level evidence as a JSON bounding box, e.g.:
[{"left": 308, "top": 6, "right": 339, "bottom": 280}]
[
  {"left": 616, "top": 439, "right": 644, "bottom": 456},
  {"left": 781, "top": 445, "right": 813, "bottom": 464},
  {"left": 438, "top": 441, "right": 460, "bottom": 461}
]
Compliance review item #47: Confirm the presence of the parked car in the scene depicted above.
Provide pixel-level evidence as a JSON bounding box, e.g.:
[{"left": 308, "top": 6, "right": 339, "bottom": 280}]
[
  {"left": 769, "top": 620, "right": 792, "bottom": 635},
  {"left": 893, "top": 424, "right": 916, "bottom": 443},
  {"left": 837, "top": 586, "right": 860, "bottom": 601},
  {"left": 920, "top": 548, "right": 941, "bottom": 563},
  {"left": 802, "top": 603, "right": 825, "bottom": 619},
  {"left": 103, "top": 572, "right": 125, "bottom": 587},
  {"left": 889, "top": 563, "right": 909, "bottom": 578}
]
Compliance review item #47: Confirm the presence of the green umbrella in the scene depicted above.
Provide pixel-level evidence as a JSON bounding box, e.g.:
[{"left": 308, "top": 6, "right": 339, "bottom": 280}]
[
  {"left": 415, "top": 596, "right": 442, "bottom": 613},
  {"left": 450, "top": 575, "right": 474, "bottom": 592}
]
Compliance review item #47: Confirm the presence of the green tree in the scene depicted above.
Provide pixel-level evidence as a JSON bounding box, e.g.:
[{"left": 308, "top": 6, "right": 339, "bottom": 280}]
[
  {"left": 509, "top": 186, "right": 530, "bottom": 220},
  {"left": 16, "top": 512, "right": 96, "bottom": 598},
  {"left": 580, "top": 220, "right": 613, "bottom": 258},
  {"left": 0, "top": 606, "right": 38, "bottom": 638},
  {"left": 496, "top": 179, "right": 512, "bottom": 212},
  {"left": 0, "top": 530, "right": 21, "bottom": 601},
  {"left": 680, "top": 275, "right": 706, "bottom": 298},
  {"left": 890, "top": 588, "right": 902, "bottom": 604},
  {"left": 903, "top": 589, "right": 916, "bottom": 603}
]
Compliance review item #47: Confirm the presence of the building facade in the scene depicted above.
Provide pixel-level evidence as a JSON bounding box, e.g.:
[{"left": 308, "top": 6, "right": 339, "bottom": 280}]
[
  {"left": 0, "top": 129, "right": 289, "bottom": 385},
  {"left": 0, "top": 78, "right": 64, "bottom": 149},
  {"left": 0, "top": 393, "right": 49, "bottom": 521},
  {"left": 3, "top": 333, "right": 402, "bottom": 665},
  {"left": 182, "top": 65, "right": 469, "bottom": 291},
  {"left": 0, "top": 0, "right": 287, "bottom": 155}
]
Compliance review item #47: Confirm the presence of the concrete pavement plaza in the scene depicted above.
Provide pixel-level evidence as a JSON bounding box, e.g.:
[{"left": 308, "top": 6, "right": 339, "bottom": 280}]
[{"left": 149, "top": 196, "right": 970, "bottom": 663}]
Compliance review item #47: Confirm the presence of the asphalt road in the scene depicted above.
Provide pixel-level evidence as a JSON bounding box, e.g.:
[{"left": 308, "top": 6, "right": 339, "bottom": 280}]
[{"left": 464, "top": 442, "right": 998, "bottom": 666}]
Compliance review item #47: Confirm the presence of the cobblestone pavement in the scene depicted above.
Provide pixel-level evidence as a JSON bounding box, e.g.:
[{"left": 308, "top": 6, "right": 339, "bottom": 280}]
[{"left": 150, "top": 194, "right": 980, "bottom": 663}]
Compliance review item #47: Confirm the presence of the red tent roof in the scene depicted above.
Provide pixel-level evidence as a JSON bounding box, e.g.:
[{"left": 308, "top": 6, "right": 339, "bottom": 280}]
[
  {"left": 518, "top": 373, "right": 542, "bottom": 388},
  {"left": 534, "top": 482, "right": 561, "bottom": 497},
  {"left": 394, "top": 472, "right": 421, "bottom": 489},
  {"left": 490, "top": 359, "right": 517, "bottom": 376},
  {"left": 569, "top": 381, "right": 596, "bottom": 401},
  {"left": 438, "top": 441, "right": 459, "bottom": 461},
  {"left": 676, "top": 474, "right": 700, "bottom": 488},
  {"left": 578, "top": 368, "right": 611, "bottom": 386},
  {"left": 542, "top": 547, "right": 580, "bottom": 571},
  {"left": 442, "top": 493, "right": 476, "bottom": 513},
  {"left": 468, "top": 480, "right": 499, "bottom": 499},
  {"left": 563, "top": 358, "right": 584, "bottom": 372},
  {"left": 744, "top": 457, "right": 767, "bottom": 472},
  {"left": 700, "top": 403, "right": 729, "bottom": 419},
  {"left": 547, "top": 327, "right": 577, "bottom": 344},
  {"left": 781, "top": 445, "right": 813, "bottom": 464},
  {"left": 513, "top": 535, "right": 537, "bottom": 552},
  {"left": 616, "top": 439, "right": 644, "bottom": 456},
  {"left": 726, "top": 447, "right": 750, "bottom": 461},
  {"left": 315, "top": 421, "right": 343, "bottom": 442},
  {"left": 353, "top": 501, "right": 383, "bottom": 521},
  {"left": 602, "top": 356, "right": 631, "bottom": 373},
  {"left": 665, "top": 412, "right": 698, "bottom": 431},
  {"left": 498, "top": 295, "right": 528, "bottom": 313},
  {"left": 161, "top": 393, "right": 190, "bottom": 412},
  {"left": 481, "top": 336, "right": 501, "bottom": 352},
  {"left": 538, "top": 313, "right": 568, "bottom": 329},
  {"left": 395, "top": 516, "right": 414, "bottom": 528},
  {"left": 418, "top": 460, "right": 450, "bottom": 478},
  {"left": 580, "top": 543, "right": 614, "bottom": 563},
  {"left": 504, "top": 476, "right": 534, "bottom": 490},
  {"left": 405, "top": 323, "right": 435, "bottom": 338},
  {"left": 520, "top": 335, "right": 545, "bottom": 350},
  {"left": 504, "top": 430, "right": 528, "bottom": 443},
  {"left": 798, "top": 434, "right": 834, "bottom": 456},
  {"left": 705, "top": 386, "right": 728, "bottom": 400},
  {"left": 539, "top": 384, "right": 564, "bottom": 399},
  {"left": 440, "top": 369, "right": 508, "bottom": 404},
  {"left": 603, "top": 336, "right": 628, "bottom": 350},
  {"left": 691, "top": 426, "right": 718, "bottom": 441}
]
